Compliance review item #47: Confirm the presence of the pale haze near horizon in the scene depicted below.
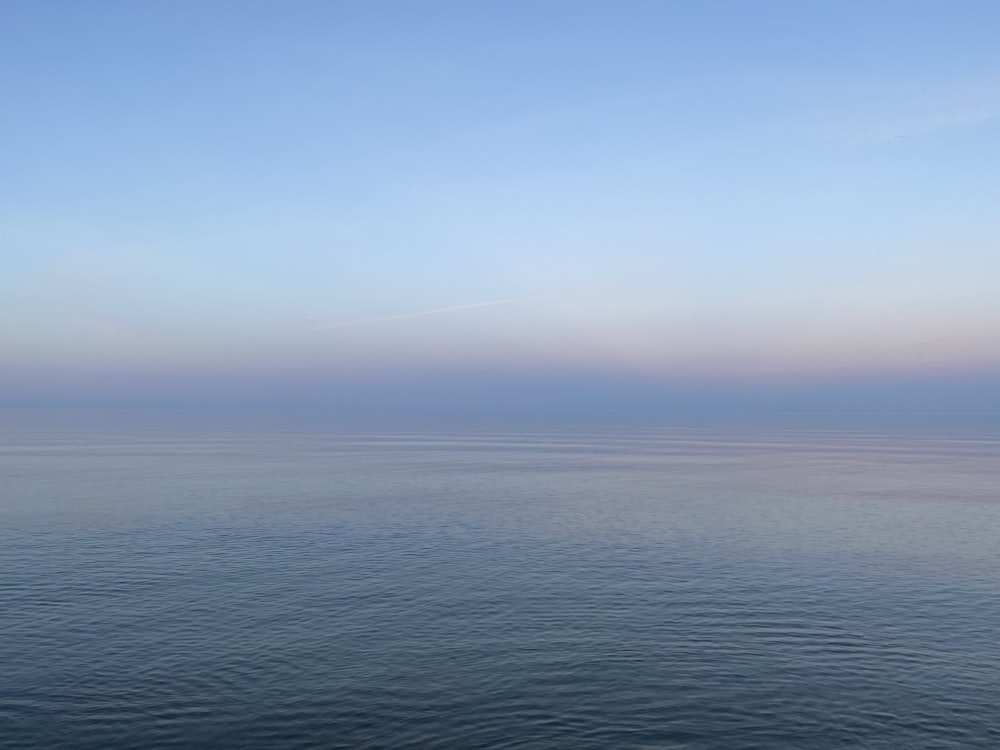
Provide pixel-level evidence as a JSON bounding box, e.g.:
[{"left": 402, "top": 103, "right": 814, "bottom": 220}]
[{"left": 3, "top": 0, "right": 999, "bottom": 413}]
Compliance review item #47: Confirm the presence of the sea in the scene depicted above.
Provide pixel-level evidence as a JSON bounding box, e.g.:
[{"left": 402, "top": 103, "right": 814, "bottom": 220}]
[{"left": 2, "top": 409, "right": 999, "bottom": 749}]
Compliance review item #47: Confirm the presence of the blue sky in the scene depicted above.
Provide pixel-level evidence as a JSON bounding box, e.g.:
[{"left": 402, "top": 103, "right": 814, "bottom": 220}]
[{"left": 3, "top": 1, "right": 999, "bottom": 411}]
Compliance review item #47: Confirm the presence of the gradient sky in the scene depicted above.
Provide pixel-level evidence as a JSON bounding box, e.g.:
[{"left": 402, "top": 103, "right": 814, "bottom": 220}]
[{"left": 3, "top": 1, "right": 999, "bottom": 411}]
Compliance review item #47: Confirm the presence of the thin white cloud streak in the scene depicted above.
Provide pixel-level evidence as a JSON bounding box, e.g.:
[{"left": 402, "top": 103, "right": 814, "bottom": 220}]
[
  {"left": 315, "top": 298, "right": 525, "bottom": 330},
  {"left": 817, "top": 78, "right": 1000, "bottom": 145}
]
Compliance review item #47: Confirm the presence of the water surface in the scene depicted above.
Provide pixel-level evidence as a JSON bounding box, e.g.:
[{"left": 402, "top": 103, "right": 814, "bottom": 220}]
[{"left": 3, "top": 411, "right": 999, "bottom": 749}]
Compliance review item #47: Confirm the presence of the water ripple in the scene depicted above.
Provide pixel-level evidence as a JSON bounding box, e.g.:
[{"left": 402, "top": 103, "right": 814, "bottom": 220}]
[{"left": 3, "top": 418, "right": 999, "bottom": 748}]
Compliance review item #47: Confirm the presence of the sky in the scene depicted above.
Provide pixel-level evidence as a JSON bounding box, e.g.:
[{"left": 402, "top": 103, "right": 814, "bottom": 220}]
[{"left": 3, "top": 1, "right": 1000, "bottom": 414}]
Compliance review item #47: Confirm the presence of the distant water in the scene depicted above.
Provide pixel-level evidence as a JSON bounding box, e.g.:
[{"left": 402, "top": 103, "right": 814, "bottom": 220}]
[{"left": 3, "top": 410, "right": 999, "bottom": 749}]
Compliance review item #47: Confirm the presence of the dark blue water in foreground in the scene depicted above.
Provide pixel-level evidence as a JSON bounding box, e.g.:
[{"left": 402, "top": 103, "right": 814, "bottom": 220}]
[{"left": 2, "top": 411, "right": 999, "bottom": 749}]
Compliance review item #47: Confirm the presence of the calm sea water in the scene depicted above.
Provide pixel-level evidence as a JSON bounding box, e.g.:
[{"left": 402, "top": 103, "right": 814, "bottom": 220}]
[{"left": 2, "top": 410, "right": 999, "bottom": 749}]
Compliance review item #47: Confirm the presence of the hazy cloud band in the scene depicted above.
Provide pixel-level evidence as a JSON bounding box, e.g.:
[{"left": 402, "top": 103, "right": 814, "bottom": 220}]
[{"left": 315, "top": 299, "right": 525, "bottom": 330}]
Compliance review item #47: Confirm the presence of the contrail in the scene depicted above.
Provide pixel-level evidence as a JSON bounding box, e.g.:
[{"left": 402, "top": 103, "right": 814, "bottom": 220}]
[{"left": 315, "top": 298, "right": 524, "bottom": 330}]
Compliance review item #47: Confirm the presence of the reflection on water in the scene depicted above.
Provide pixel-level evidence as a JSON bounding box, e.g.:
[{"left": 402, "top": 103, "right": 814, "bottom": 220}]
[{"left": 2, "top": 411, "right": 999, "bottom": 749}]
